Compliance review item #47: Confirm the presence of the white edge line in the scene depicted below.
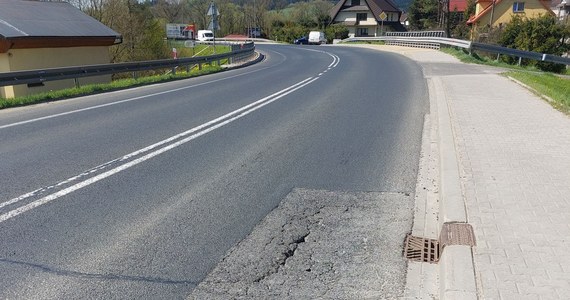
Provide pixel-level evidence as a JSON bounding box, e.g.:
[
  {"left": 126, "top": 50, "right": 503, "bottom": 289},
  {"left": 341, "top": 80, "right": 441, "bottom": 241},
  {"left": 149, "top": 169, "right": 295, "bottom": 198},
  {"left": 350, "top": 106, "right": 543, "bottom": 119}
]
[{"left": 0, "top": 66, "right": 271, "bottom": 130}]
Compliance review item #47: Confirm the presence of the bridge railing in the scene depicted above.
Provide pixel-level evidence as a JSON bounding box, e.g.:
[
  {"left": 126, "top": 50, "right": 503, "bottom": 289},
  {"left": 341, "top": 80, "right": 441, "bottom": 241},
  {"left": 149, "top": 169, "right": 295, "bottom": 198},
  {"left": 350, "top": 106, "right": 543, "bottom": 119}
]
[{"left": 342, "top": 35, "right": 570, "bottom": 66}]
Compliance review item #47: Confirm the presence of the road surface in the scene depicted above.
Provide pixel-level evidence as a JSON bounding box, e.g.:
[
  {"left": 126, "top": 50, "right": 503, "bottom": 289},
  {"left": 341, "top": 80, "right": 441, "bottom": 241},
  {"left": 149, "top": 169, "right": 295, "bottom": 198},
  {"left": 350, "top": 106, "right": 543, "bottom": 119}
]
[{"left": 0, "top": 44, "right": 428, "bottom": 299}]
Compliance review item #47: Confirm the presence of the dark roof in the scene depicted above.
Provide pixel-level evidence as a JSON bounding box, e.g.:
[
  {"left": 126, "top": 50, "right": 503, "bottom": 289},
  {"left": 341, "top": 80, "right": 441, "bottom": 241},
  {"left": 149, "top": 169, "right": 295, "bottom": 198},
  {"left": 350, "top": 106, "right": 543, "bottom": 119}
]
[
  {"left": 341, "top": 5, "right": 370, "bottom": 11},
  {"left": 0, "top": 0, "right": 120, "bottom": 39},
  {"left": 330, "top": 0, "right": 402, "bottom": 23}
]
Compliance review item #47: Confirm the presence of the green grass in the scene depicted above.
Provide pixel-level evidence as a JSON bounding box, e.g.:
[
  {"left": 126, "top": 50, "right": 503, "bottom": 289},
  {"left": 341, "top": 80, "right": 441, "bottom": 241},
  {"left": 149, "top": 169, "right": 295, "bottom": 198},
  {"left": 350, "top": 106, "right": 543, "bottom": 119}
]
[
  {"left": 440, "top": 47, "right": 536, "bottom": 71},
  {"left": 167, "top": 42, "right": 231, "bottom": 58},
  {"left": 0, "top": 43, "right": 234, "bottom": 109},
  {"left": 505, "top": 71, "right": 570, "bottom": 114},
  {"left": 0, "top": 65, "right": 222, "bottom": 109}
]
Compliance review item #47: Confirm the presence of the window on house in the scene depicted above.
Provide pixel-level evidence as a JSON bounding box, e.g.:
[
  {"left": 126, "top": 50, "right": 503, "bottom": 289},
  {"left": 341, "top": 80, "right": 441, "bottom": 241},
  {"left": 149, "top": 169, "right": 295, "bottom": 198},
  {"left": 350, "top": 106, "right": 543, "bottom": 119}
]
[
  {"left": 513, "top": 2, "right": 525, "bottom": 12},
  {"left": 356, "top": 28, "right": 368, "bottom": 36},
  {"left": 352, "top": 0, "right": 360, "bottom": 6},
  {"left": 357, "top": 13, "right": 367, "bottom": 21}
]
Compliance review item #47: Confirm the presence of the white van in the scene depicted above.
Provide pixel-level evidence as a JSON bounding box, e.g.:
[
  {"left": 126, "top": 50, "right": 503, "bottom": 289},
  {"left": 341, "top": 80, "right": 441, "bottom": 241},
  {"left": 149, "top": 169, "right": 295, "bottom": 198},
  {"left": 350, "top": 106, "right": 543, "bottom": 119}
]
[
  {"left": 308, "top": 31, "right": 326, "bottom": 45},
  {"left": 197, "top": 30, "right": 214, "bottom": 41}
]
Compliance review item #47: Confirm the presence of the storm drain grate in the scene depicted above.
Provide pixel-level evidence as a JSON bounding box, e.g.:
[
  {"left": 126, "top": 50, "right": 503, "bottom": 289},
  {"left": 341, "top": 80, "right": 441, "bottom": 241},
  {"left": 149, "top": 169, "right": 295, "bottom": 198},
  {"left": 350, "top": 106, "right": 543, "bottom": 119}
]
[
  {"left": 440, "top": 222, "right": 476, "bottom": 247},
  {"left": 404, "top": 234, "right": 440, "bottom": 263}
]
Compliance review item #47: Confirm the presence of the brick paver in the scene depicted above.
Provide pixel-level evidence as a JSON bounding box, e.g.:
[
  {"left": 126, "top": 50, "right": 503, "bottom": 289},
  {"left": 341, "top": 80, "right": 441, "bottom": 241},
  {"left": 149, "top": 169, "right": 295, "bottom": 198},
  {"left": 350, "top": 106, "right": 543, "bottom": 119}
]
[{"left": 442, "top": 73, "right": 570, "bottom": 299}]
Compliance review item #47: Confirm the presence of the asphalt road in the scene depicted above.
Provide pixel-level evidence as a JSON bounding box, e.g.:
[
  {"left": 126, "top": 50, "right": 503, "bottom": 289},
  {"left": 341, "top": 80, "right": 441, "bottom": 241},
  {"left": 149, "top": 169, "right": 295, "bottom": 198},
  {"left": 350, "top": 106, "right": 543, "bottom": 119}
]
[{"left": 0, "top": 44, "right": 429, "bottom": 299}]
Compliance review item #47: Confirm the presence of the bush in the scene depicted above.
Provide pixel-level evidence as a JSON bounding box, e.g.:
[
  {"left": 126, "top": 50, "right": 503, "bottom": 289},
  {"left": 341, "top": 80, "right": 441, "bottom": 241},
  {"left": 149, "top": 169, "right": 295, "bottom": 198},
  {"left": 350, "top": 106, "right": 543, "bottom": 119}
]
[
  {"left": 499, "top": 14, "right": 569, "bottom": 73},
  {"left": 324, "top": 24, "right": 349, "bottom": 42}
]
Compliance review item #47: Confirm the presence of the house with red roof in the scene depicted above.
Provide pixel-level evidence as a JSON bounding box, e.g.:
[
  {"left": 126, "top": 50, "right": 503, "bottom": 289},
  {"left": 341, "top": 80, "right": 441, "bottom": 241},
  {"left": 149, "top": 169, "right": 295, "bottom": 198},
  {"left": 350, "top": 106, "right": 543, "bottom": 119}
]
[
  {"left": 449, "top": 0, "right": 469, "bottom": 12},
  {"left": 467, "top": 0, "right": 554, "bottom": 29},
  {"left": 329, "top": 0, "right": 406, "bottom": 37}
]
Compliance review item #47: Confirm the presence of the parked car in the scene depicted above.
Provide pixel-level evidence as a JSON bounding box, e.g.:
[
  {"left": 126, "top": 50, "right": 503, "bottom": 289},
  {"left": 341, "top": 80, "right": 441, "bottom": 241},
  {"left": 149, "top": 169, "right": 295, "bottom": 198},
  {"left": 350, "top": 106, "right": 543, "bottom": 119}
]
[
  {"left": 308, "top": 31, "right": 326, "bottom": 45},
  {"left": 294, "top": 36, "right": 308, "bottom": 45}
]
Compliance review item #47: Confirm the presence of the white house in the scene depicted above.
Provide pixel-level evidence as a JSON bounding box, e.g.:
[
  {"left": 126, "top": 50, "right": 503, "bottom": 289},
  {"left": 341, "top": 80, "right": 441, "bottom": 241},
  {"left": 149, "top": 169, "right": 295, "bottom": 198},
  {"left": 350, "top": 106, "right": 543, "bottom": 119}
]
[{"left": 329, "top": 0, "right": 406, "bottom": 37}]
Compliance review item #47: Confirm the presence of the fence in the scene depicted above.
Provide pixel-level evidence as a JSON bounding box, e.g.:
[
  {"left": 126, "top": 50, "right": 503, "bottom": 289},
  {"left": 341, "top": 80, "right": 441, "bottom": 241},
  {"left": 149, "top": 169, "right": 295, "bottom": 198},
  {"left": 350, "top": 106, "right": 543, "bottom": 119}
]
[
  {"left": 343, "top": 34, "right": 570, "bottom": 66},
  {"left": 0, "top": 42, "right": 256, "bottom": 88},
  {"left": 385, "top": 31, "right": 447, "bottom": 37}
]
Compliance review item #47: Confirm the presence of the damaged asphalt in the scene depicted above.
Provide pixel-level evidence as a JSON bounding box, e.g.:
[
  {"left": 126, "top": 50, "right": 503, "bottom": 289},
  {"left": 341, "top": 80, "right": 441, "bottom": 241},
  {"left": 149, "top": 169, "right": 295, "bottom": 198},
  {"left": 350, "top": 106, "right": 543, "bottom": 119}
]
[{"left": 188, "top": 188, "right": 414, "bottom": 299}]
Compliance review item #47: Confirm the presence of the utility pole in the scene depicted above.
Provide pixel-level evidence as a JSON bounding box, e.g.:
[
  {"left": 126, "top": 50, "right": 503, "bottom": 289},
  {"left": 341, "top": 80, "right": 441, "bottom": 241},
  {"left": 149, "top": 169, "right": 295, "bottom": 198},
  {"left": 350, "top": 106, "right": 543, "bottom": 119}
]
[
  {"left": 489, "top": 0, "right": 496, "bottom": 28},
  {"left": 445, "top": 0, "right": 450, "bottom": 37},
  {"left": 207, "top": 2, "right": 219, "bottom": 54}
]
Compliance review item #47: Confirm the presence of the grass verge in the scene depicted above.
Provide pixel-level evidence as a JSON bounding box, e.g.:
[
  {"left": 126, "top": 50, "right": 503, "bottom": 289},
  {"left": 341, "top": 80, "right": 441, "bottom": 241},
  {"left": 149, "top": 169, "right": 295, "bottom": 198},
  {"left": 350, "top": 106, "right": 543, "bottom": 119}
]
[
  {"left": 505, "top": 71, "right": 570, "bottom": 114},
  {"left": 0, "top": 65, "right": 222, "bottom": 110},
  {"left": 0, "top": 65, "right": 222, "bottom": 109},
  {"left": 440, "top": 46, "right": 535, "bottom": 71},
  {"left": 0, "top": 43, "right": 233, "bottom": 109}
]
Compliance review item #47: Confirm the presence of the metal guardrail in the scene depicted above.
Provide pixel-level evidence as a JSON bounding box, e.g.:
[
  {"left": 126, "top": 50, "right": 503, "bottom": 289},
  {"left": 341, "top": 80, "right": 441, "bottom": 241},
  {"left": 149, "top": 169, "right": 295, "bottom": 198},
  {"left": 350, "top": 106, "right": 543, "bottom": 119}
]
[
  {"left": 343, "top": 35, "right": 570, "bottom": 66},
  {"left": 470, "top": 42, "right": 570, "bottom": 65},
  {"left": 0, "top": 42, "right": 256, "bottom": 87}
]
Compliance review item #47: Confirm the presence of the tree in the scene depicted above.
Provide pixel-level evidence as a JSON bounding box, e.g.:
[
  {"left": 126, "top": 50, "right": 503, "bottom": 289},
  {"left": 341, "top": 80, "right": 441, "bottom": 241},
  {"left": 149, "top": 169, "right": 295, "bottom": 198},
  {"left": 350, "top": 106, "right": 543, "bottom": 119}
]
[
  {"left": 451, "top": 0, "right": 475, "bottom": 39},
  {"left": 408, "top": 0, "right": 439, "bottom": 30},
  {"left": 218, "top": 2, "right": 245, "bottom": 36},
  {"left": 187, "top": 0, "right": 211, "bottom": 32},
  {"left": 151, "top": 0, "right": 189, "bottom": 23},
  {"left": 312, "top": 0, "right": 334, "bottom": 30}
]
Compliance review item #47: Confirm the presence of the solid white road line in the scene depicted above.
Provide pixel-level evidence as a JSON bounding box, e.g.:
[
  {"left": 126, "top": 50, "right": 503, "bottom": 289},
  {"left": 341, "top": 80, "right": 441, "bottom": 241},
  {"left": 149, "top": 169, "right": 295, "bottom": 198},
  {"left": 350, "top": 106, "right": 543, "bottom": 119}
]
[
  {"left": 0, "top": 77, "right": 319, "bottom": 223},
  {"left": 0, "top": 77, "right": 314, "bottom": 210},
  {"left": 1, "top": 47, "right": 342, "bottom": 223}
]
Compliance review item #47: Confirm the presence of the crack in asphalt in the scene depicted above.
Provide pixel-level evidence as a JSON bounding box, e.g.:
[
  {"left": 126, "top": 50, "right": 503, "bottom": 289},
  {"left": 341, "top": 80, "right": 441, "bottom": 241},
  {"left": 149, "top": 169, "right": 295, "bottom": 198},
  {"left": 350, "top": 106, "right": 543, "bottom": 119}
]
[{"left": 189, "top": 188, "right": 414, "bottom": 299}]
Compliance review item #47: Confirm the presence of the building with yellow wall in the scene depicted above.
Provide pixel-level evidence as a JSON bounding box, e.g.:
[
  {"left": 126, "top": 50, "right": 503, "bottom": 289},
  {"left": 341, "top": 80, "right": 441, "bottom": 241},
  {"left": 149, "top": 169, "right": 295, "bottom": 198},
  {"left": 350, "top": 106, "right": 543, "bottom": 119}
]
[
  {"left": 467, "top": 0, "right": 554, "bottom": 31},
  {"left": 0, "top": 0, "right": 122, "bottom": 99}
]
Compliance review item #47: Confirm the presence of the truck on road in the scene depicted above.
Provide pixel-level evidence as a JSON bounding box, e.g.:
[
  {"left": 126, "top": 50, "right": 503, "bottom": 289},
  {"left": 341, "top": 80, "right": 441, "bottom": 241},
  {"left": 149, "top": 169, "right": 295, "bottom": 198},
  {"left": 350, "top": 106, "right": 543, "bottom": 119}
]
[
  {"left": 197, "top": 30, "right": 214, "bottom": 41},
  {"left": 308, "top": 31, "right": 326, "bottom": 45}
]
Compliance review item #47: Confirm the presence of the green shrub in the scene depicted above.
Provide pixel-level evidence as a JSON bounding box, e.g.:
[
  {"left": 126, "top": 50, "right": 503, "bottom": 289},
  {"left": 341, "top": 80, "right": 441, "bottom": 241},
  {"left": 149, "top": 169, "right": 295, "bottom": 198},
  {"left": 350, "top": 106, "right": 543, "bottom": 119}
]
[{"left": 499, "top": 15, "right": 569, "bottom": 73}]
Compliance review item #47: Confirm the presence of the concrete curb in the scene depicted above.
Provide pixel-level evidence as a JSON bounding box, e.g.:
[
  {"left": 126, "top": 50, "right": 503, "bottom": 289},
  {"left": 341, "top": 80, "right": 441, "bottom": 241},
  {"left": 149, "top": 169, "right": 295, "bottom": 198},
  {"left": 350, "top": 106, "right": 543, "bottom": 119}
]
[
  {"left": 506, "top": 76, "right": 557, "bottom": 104},
  {"left": 430, "top": 77, "right": 478, "bottom": 300},
  {"left": 327, "top": 43, "right": 479, "bottom": 299},
  {"left": 222, "top": 52, "right": 265, "bottom": 70}
]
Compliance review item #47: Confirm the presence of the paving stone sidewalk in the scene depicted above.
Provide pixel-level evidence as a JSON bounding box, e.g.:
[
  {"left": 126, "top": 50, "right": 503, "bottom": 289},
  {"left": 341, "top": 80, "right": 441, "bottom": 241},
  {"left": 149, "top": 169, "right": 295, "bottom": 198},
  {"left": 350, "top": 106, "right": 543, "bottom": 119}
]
[{"left": 445, "top": 71, "right": 570, "bottom": 299}]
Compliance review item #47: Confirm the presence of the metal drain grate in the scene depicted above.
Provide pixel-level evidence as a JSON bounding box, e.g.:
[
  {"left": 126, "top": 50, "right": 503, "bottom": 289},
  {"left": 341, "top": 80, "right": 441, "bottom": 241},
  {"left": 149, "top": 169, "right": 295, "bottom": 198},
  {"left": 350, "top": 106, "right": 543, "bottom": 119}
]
[
  {"left": 404, "top": 234, "right": 440, "bottom": 263},
  {"left": 440, "top": 222, "right": 476, "bottom": 247}
]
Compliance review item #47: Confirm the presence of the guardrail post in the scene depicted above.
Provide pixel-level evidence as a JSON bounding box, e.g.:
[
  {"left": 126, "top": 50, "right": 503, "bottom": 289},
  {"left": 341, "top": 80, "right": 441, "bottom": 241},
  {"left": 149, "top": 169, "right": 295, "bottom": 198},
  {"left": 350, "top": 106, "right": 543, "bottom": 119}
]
[
  {"left": 74, "top": 78, "right": 80, "bottom": 88},
  {"left": 186, "top": 65, "right": 190, "bottom": 73},
  {"left": 496, "top": 53, "right": 500, "bottom": 61},
  {"left": 172, "top": 67, "right": 176, "bottom": 75},
  {"left": 198, "top": 63, "right": 202, "bottom": 71},
  {"left": 518, "top": 57, "right": 522, "bottom": 66}
]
